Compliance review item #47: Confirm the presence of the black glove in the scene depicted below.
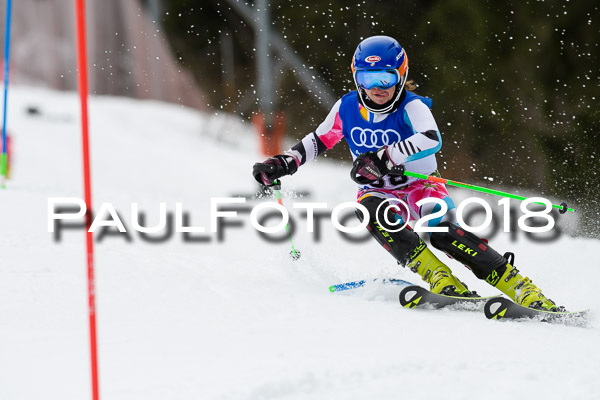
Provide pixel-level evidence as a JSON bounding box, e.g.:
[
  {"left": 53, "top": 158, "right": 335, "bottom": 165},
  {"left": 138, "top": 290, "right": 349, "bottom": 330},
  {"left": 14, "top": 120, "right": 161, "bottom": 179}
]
[
  {"left": 350, "top": 147, "right": 395, "bottom": 184},
  {"left": 253, "top": 155, "right": 298, "bottom": 187}
]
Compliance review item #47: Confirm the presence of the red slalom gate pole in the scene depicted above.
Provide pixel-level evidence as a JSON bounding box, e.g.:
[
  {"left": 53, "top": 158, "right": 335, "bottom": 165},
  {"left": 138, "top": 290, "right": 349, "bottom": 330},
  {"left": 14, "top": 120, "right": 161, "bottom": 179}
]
[{"left": 74, "top": 1, "right": 100, "bottom": 399}]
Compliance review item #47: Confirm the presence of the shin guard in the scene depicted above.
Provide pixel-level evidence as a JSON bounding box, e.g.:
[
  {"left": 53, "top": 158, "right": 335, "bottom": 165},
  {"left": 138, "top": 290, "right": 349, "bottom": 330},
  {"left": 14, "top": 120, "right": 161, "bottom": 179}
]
[
  {"left": 357, "top": 196, "right": 424, "bottom": 265},
  {"left": 430, "top": 221, "right": 506, "bottom": 279}
]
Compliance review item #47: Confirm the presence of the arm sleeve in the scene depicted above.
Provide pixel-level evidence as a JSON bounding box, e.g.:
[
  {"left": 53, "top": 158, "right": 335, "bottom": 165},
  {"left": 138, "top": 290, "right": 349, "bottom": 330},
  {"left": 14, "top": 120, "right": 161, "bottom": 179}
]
[
  {"left": 284, "top": 99, "right": 344, "bottom": 167},
  {"left": 385, "top": 99, "right": 442, "bottom": 165}
]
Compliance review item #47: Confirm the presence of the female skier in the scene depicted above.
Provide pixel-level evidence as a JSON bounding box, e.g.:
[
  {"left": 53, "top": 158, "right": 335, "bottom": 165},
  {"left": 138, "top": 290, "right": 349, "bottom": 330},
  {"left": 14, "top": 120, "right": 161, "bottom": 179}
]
[{"left": 252, "top": 35, "right": 559, "bottom": 311}]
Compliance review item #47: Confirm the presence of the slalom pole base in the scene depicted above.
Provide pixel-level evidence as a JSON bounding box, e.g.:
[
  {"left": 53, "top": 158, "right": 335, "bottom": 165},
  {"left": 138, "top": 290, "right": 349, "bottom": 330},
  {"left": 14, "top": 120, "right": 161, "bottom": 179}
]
[{"left": 0, "top": 153, "right": 7, "bottom": 188}]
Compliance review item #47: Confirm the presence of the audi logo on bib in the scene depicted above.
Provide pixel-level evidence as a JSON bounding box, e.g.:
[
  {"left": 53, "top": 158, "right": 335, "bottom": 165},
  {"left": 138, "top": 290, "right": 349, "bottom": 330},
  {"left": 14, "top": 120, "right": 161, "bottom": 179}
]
[{"left": 350, "top": 127, "right": 402, "bottom": 149}]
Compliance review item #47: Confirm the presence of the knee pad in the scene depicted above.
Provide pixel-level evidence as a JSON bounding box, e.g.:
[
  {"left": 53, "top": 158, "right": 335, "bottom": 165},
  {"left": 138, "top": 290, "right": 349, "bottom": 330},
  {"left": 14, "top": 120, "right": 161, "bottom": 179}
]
[
  {"left": 357, "top": 196, "right": 423, "bottom": 265},
  {"left": 429, "top": 221, "right": 506, "bottom": 279}
]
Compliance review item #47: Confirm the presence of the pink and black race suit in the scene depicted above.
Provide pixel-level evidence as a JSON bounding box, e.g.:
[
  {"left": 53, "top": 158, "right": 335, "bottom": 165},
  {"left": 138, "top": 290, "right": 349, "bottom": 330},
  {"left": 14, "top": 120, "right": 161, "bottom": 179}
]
[{"left": 284, "top": 90, "right": 455, "bottom": 226}]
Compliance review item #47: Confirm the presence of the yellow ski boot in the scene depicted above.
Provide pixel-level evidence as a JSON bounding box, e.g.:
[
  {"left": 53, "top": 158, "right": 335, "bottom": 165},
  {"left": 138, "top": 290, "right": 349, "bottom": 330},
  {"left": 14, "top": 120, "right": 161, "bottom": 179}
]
[
  {"left": 408, "top": 245, "right": 475, "bottom": 297},
  {"left": 486, "top": 253, "right": 559, "bottom": 311}
]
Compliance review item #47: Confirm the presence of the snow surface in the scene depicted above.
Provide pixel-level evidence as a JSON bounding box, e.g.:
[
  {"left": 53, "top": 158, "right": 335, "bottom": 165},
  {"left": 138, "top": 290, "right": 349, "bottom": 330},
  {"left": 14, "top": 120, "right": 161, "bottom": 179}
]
[{"left": 1, "top": 86, "right": 599, "bottom": 400}]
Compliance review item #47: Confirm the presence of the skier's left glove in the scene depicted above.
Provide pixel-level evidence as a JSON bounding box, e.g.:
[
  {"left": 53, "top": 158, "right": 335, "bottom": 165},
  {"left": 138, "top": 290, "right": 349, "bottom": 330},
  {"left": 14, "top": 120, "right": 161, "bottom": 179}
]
[
  {"left": 253, "top": 155, "right": 298, "bottom": 187},
  {"left": 350, "top": 147, "right": 396, "bottom": 184}
]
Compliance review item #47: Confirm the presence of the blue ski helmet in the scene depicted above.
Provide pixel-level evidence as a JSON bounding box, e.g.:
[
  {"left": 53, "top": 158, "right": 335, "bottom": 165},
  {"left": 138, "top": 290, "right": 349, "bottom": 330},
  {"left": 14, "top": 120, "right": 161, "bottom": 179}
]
[{"left": 351, "top": 36, "right": 409, "bottom": 114}]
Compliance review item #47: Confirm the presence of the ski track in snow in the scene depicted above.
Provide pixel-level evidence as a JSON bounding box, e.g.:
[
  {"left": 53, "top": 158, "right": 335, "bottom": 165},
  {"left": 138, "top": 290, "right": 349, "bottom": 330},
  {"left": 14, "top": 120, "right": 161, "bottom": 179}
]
[{"left": 0, "top": 87, "right": 598, "bottom": 400}]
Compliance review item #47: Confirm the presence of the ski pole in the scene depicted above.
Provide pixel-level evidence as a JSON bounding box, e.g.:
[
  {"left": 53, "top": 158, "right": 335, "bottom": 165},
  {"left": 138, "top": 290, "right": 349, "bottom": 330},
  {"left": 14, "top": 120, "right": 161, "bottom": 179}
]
[
  {"left": 1, "top": 0, "right": 13, "bottom": 188},
  {"left": 393, "top": 168, "right": 575, "bottom": 214},
  {"left": 272, "top": 179, "right": 301, "bottom": 260},
  {"left": 329, "top": 278, "right": 413, "bottom": 293}
]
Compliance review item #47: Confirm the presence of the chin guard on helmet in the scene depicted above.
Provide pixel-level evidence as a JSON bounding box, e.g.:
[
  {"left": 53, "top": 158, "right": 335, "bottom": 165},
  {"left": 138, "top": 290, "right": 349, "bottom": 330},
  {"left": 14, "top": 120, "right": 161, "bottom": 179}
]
[{"left": 351, "top": 35, "right": 409, "bottom": 114}]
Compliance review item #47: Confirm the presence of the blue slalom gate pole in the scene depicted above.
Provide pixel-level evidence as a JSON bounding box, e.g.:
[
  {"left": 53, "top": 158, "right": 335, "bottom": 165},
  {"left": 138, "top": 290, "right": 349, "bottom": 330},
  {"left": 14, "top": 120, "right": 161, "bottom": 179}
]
[{"left": 1, "top": 0, "right": 12, "bottom": 188}]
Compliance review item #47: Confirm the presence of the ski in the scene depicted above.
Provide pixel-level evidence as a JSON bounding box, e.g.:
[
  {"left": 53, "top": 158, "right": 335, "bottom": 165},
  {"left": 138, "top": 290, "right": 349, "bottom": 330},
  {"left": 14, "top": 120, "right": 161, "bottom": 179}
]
[
  {"left": 399, "top": 285, "right": 498, "bottom": 311},
  {"left": 329, "top": 278, "right": 413, "bottom": 293},
  {"left": 484, "top": 297, "right": 589, "bottom": 327}
]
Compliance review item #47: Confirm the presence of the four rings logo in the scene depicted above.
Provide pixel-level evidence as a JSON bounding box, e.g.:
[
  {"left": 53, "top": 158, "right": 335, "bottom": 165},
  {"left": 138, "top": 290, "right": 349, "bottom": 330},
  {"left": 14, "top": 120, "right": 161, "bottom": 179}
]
[{"left": 350, "top": 127, "right": 402, "bottom": 148}]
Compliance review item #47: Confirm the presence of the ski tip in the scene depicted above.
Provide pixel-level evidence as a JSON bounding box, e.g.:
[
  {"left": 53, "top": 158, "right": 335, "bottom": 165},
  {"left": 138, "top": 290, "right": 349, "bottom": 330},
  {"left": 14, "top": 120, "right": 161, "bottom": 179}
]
[
  {"left": 399, "top": 285, "right": 425, "bottom": 308},
  {"left": 485, "top": 298, "right": 508, "bottom": 320},
  {"left": 484, "top": 297, "right": 590, "bottom": 327}
]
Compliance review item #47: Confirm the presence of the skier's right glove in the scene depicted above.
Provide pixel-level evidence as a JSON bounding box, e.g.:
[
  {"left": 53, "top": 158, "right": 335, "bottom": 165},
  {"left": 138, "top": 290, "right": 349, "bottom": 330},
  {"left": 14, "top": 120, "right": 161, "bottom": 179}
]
[
  {"left": 252, "top": 155, "right": 298, "bottom": 187},
  {"left": 350, "top": 147, "right": 395, "bottom": 184}
]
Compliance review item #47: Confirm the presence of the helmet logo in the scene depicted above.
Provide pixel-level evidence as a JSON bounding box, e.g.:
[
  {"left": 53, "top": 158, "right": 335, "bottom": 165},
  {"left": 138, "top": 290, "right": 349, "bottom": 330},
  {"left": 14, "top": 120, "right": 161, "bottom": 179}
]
[
  {"left": 396, "top": 49, "right": 404, "bottom": 60},
  {"left": 365, "top": 55, "right": 381, "bottom": 63}
]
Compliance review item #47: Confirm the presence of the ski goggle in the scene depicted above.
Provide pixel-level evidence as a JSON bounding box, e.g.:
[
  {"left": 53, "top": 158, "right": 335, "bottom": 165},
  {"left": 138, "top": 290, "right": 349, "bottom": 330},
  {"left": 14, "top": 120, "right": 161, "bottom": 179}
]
[{"left": 354, "top": 69, "right": 401, "bottom": 90}]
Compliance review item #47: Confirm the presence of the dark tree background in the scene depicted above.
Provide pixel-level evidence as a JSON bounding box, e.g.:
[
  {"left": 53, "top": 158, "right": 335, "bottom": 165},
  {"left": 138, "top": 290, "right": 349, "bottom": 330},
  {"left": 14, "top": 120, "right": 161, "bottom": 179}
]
[{"left": 160, "top": 0, "right": 600, "bottom": 237}]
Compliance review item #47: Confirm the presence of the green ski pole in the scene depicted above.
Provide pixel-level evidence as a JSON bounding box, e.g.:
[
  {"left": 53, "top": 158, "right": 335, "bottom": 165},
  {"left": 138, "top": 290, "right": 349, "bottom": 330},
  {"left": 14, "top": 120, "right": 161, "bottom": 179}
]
[
  {"left": 393, "top": 168, "right": 574, "bottom": 214},
  {"left": 272, "top": 180, "right": 301, "bottom": 260}
]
